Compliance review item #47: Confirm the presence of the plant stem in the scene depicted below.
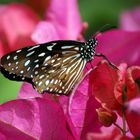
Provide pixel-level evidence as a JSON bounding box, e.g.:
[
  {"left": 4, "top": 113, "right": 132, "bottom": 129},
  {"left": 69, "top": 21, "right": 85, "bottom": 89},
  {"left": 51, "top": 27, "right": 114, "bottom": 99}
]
[
  {"left": 122, "top": 106, "right": 126, "bottom": 136},
  {"left": 114, "top": 123, "right": 124, "bottom": 132}
]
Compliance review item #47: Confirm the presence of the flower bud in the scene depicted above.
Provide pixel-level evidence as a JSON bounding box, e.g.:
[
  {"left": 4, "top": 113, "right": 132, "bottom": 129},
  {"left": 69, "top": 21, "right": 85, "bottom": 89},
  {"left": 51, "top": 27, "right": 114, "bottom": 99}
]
[{"left": 96, "top": 108, "right": 117, "bottom": 127}]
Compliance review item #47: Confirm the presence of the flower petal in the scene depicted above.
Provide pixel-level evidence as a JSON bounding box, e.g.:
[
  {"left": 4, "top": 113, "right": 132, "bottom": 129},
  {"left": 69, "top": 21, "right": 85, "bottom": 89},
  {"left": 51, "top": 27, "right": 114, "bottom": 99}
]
[
  {"left": 18, "top": 82, "right": 42, "bottom": 99},
  {"left": 120, "top": 7, "right": 140, "bottom": 31},
  {"left": 126, "top": 98, "right": 140, "bottom": 137},
  {"left": 69, "top": 71, "right": 101, "bottom": 139},
  {"left": 125, "top": 66, "right": 140, "bottom": 98},
  {"left": 31, "top": 21, "right": 59, "bottom": 43},
  {"left": 0, "top": 98, "right": 75, "bottom": 140},
  {"left": 87, "top": 127, "right": 134, "bottom": 140},
  {"left": 91, "top": 61, "right": 120, "bottom": 110},
  {"left": 97, "top": 30, "right": 140, "bottom": 66},
  {"left": 45, "top": 0, "right": 82, "bottom": 39},
  {"left": 114, "top": 63, "right": 127, "bottom": 104},
  {"left": 0, "top": 3, "right": 39, "bottom": 58}
]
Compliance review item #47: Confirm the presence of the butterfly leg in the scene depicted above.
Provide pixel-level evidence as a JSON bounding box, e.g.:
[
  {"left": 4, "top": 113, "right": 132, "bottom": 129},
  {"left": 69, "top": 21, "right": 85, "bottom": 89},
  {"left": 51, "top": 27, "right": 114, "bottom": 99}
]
[
  {"left": 95, "top": 53, "right": 118, "bottom": 70},
  {"left": 89, "top": 61, "right": 94, "bottom": 69}
]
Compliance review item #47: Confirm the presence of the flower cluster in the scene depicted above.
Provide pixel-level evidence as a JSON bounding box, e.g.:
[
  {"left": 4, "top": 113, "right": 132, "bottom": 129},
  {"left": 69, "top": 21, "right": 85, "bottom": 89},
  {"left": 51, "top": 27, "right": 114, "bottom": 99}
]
[{"left": 0, "top": 0, "right": 140, "bottom": 140}]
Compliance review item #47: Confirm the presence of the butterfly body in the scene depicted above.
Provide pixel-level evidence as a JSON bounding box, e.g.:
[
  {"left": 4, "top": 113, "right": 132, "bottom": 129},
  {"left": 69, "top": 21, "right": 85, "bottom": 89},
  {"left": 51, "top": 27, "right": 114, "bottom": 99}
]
[{"left": 0, "top": 38, "right": 98, "bottom": 95}]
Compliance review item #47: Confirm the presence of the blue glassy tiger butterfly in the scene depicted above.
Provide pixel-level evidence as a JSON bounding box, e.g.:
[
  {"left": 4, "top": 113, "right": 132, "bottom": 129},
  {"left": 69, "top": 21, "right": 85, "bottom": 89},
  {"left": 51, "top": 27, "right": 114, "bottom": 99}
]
[{"left": 0, "top": 25, "right": 117, "bottom": 95}]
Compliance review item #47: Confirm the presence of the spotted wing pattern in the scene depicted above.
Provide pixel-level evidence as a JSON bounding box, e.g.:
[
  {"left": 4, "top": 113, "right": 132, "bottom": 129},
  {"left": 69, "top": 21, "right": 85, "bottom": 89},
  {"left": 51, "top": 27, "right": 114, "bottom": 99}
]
[
  {"left": 0, "top": 40, "right": 86, "bottom": 95},
  {"left": 1, "top": 43, "right": 55, "bottom": 80},
  {"left": 33, "top": 51, "right": 86, "bottom": 95}
]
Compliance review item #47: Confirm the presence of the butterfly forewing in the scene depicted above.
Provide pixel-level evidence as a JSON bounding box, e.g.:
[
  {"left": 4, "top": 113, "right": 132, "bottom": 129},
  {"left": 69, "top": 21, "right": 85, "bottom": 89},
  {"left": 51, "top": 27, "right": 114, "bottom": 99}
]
[{"left": 1, "top": 44, "right": 51, "bottom": 79}]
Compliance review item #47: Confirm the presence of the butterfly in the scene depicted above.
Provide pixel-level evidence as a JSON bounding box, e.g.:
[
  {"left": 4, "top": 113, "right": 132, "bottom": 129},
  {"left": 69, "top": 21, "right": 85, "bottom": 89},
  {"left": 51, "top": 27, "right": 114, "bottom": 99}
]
[{"left": 0, "top": 34, "right": 116, "bottom": 95}]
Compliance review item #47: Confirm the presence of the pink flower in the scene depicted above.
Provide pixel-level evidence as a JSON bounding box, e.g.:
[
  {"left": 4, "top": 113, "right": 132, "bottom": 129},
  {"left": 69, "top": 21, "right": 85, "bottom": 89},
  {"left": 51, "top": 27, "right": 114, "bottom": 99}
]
[
  {"left": 91, "top": 60, "right": 140, "bottom": 110},
  {"left": 17, "top": 70, "right": 101, "bottom": 140},
  {"left": 1, "top": 0, "right": 140, "bottom": 140},
  {"left": 0, "top": 3, "right": 39, "bottom": 58},
  {"left": 31, "top": 0, "right": 85, "bottom": 43},
  {"left": 0, "top": 0, "right": 97, "bottom": 139},
  {"left": 91, "top": 60, "right": 140, "bottom": 138},
  {"left": 0, "top": 98, "right": 75, "bottom": 140},
  {"left": 120, "top": 7, "right": 140, "bottom": 31},
  {"left": 126, "top": 98, "right": 140, "bottom": 137},
  {"left": 87, "top": 127, "right": 134, "bottom": 140},
  {"left": 96, "top": 30, "right": 140, "bottom": 66}
]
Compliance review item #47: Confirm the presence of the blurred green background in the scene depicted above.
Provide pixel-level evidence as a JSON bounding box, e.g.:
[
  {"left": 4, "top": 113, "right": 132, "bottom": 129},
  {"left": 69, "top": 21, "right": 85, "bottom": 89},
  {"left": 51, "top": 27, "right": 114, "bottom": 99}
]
[{"left": 0, "top": 0, "right": 140, "bottom": 104}]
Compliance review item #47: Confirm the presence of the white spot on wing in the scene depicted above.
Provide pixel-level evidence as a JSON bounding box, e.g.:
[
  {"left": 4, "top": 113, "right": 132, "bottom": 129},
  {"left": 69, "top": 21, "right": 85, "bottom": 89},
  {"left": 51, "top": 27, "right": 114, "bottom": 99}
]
[
  {"left": 59, "top": 90, "right": 62, "bottom": 93},
  {"left": 13, "top": 55, "right": 18, "bottom": 60},
  {"left": 38, "top": 52, "right": 45, "bottom": 57},
  {"left": 74, "top": 47, "right": 79, "bottom": 51},
  {"left": 61, "top": 46, "right": 73, "bottom": 49},
  {"left": 34, "top": 59, "right": 39, "bottom": 63},
  {"left": 35, "top": 64, "right": 39, "bottom": 68},
  {"left": 7, "top": 55, "right": 10, "bottom": 60},
  {"left": 26, "top": 51, "right": 35, "bottom": 57},
  {"left": 16, "top": 50, "right": 21, "bottom": 53},
  {"left": 22, "top": 77, "right": 25, "bottom": 80},
  {"left": 28, "top": 45, "right": 40, "bottom": 51},
  {"left": 44, "top": 56, "right": 51, "bottom": 63},
  {"left": 35, "top": 71, "right": 38, "bottom": 75},
  {"left": 59, "top": 82, "right": 62, "bottom": 86},
  {"left": 51, "top": 60, "right": 55, "bottom": 63},
  {"left": 54, "top": 80, "right": 58, "bottom": 84},
  {"left": 20, "top": 70, "right": 24, "bottom": 74},
  {"left": 16, "top": 66, "right": 18, "bottom": 69},
  {"left": 39, "top": 75, "right": 45, "bottom": 79},
  {"left": 47, "top": 43, "right": 56, "bottom": 51},
  {"left": 24, "top": 60, "right": 30, "bottom": 66},
  {"left": 50, "top": 88, "right": 53, "bottom": 92},
  {"left": 38, "top": 81, "right": 42, "bottom": 86},
  {"left": 45, "top": 80, "right": 49, "bottom": 86},
  {"left": 47, "top": 46, "right": 53, "bottom": 51},
  {"left": 50, "top": 79, "right": 54, "bottom": 84},
  {"left": 27, "top": 67, "right": 30, "bottom": 71}
]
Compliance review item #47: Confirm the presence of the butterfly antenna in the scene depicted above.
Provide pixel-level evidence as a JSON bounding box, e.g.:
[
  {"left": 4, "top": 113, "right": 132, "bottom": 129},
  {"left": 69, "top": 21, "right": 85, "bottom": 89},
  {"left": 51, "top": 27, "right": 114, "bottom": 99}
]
[
  {"left": 93, "top": 24, "right": 116, "bottom": 38},
  {"left": 98, "top": 24, "right": 116, "bottom": 33}
]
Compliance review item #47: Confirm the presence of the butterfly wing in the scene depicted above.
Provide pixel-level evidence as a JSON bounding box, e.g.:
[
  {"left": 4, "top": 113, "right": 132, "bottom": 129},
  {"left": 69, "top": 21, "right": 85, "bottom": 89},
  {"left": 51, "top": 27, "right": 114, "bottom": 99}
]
[
  {"left": 0, "top": 42, "right": 55, "bottom": 80},
  {"left": 1, "top": 40, "right": 86, "bottom": 95},
  {"left": 33, "top": 50, "right": 86, "bottom": 95}
]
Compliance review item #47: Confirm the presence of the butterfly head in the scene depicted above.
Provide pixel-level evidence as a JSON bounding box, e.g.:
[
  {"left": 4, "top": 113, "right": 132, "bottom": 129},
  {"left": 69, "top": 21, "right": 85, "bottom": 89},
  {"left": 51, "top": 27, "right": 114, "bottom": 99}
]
[{"left": 80, "top": 38, "right": 98, "bottom": 61}]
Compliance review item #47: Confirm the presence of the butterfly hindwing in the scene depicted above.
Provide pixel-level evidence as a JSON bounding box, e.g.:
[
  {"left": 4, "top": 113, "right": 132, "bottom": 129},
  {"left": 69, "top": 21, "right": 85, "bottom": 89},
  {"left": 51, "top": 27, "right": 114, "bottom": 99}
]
[{"left": 32, "top": 51, "right": 86, "bottom": 95}]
